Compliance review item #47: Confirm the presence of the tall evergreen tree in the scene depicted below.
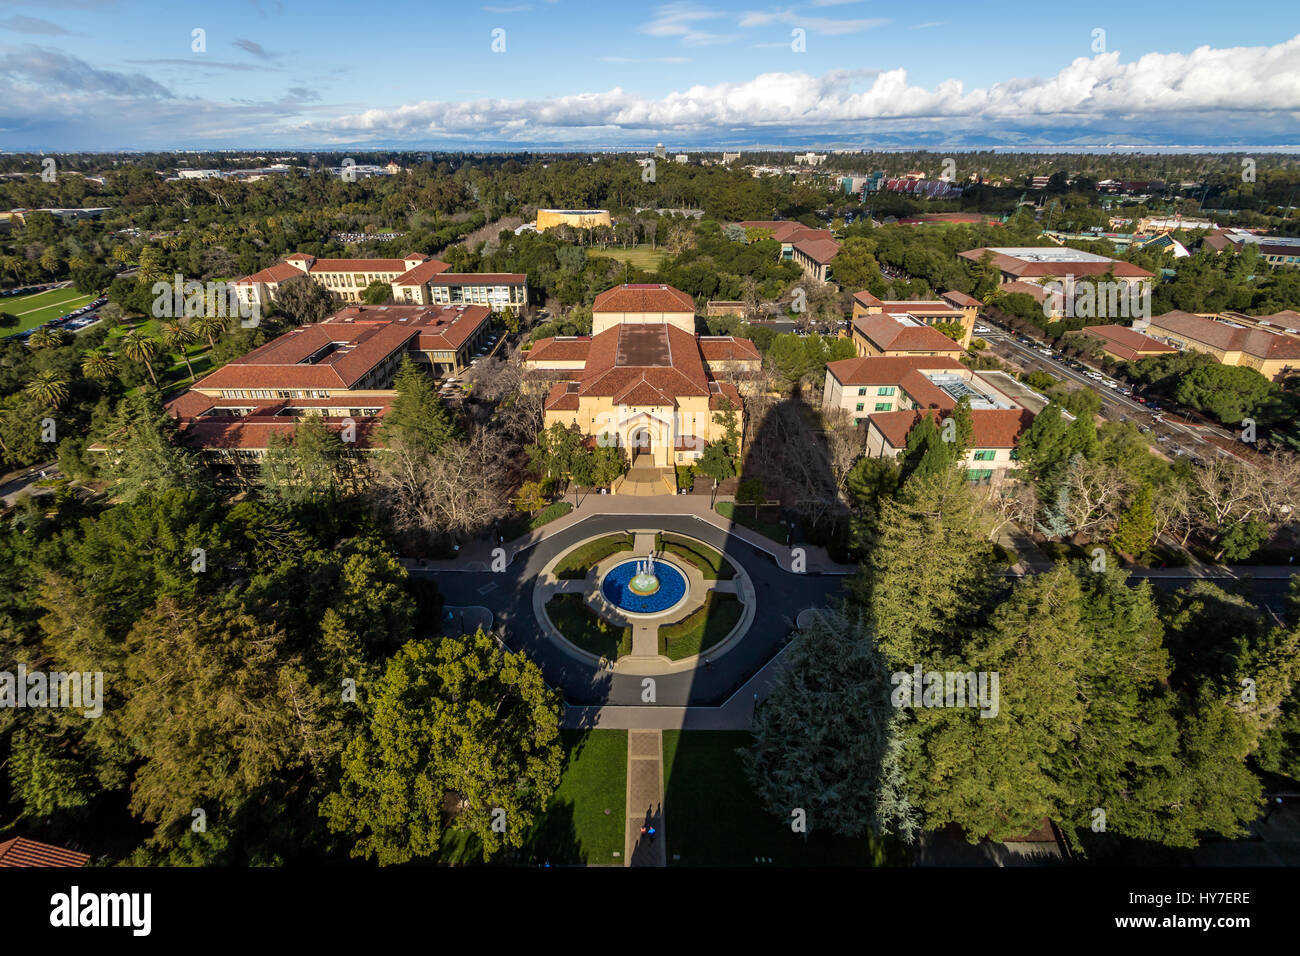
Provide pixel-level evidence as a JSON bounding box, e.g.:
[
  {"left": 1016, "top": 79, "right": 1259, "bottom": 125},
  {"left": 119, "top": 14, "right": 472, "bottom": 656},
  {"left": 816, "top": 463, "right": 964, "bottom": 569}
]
[{"left": 743, "top": 606, "right": 917, "bottom": 841}]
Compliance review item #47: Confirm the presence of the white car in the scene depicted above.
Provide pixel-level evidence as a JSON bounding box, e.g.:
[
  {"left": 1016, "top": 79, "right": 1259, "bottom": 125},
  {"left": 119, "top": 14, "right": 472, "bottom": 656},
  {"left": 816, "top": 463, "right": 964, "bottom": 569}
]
[{"left": 974, "top": 326, "right": 991, "bottom": 334}]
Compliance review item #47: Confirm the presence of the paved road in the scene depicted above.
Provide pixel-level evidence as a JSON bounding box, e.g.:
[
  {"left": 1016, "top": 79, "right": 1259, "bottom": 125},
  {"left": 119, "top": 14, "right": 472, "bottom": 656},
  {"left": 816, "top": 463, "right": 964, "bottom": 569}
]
[
  {"left": 980, "top": 322, "right": 1247, "bottom": 464},
  {"left": 410, "top": 513, "right": 845, "bottom": 708},
  {"left": 0, "top": 462, "right": 58, "bottom": 506}
]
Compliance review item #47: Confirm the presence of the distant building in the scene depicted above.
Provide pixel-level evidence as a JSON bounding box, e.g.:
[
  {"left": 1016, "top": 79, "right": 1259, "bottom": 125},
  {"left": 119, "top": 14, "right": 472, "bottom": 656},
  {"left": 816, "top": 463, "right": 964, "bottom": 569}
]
[
  {"left": 1201, "top": 228, "right": 1300, "bottom": 267},
  {"left": 535, "top": 209, "right": 612, "bottom": 231},
  {"left": 822, "top": 355, "right": 1034, "bottom": 482},
  {"left": 851, "top": 313, "right": 966, "bottom": 360},
  {"left": 177, "top": 168, "right": 222, "bottom": 179},
  {"left": 654, "top": 143, "right": 667, "bottom": 159},
  {"left": 1142, "top": 310, "right": 1300, "bottom": 382},
  {"left": 852, "top": 290, "right": 978, "bottom": 348},
  {"left": 790, "top": 238, "right": 840, "bottom": 283},
  {"left": 1072, "top": 324, "right": 1179, "bottom": 363},
  {"left": 674, "top": 154, "right": 689, "bottom": 164},
  {"left": 794, "top": 152, "right": 827, "bottom": 166},
  {"left": 722, "top": 152, "right": 741, "bottom": 163},
  {"left": 958, "top": 247, "right": 1154, "bottom": 294},
  {"left": 234, "top": 253, "right": 527, "bottom": 311}
]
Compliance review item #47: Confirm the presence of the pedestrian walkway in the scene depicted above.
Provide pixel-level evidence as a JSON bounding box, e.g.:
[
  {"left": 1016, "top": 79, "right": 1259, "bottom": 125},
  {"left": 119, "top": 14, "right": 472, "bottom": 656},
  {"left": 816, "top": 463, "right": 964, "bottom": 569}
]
[
  {"left": 626, "top": 730, "right": 666, "bottom": 867},
  {"left": 566, "top": 642, "right": 791, "bottom": 730},
  {"left": 407, "top": 492, "right": 852, "bottom": 575}
]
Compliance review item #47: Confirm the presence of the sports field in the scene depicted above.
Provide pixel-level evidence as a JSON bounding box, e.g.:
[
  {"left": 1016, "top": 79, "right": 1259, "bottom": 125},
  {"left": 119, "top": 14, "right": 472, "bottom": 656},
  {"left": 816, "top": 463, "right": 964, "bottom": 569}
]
[
  {"left": 587, "top": 243, "right": 667, "bottom": 274},
  {"left": 0, "top": 286, "right": 97, "bottom": 336}
]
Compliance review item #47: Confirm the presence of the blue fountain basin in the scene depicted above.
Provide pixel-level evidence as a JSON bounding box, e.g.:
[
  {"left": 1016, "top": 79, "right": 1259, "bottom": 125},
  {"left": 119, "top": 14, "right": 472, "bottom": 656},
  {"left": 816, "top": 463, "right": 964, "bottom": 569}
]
[{"left": 602, "top": 558, "right": 688, "bottom": 615}]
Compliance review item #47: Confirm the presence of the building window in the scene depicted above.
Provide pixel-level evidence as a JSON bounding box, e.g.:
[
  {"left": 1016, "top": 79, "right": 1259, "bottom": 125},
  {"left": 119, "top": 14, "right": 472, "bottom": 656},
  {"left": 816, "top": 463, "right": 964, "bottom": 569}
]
[
  {"left": 967, "top": 468, "right": 994, "bottom": 483},
  {"left": 877, "top": 386, "right": 896, "bottom": 396},
  {"left": 855, "top": 403, "right": 864, "bottom": 412},
  {"left": 973, "top": 450, "right": 996, "bottom": 461},
  {"left": 858, "top": 387, "right": 867, "bottom": 396},
  {"left": 874, "top": 402, "right": 892, "bottom": 411}
]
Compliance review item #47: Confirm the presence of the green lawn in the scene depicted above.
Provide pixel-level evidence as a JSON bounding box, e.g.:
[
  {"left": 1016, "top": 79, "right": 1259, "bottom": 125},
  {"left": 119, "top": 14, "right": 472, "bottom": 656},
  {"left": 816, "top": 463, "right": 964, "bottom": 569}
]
[
  {"left": 554, "top": 533, "right": 634, "bottom": 579},
  {"left": 656, "top": 532, "right": 735, "bottom": 580},
  {"left": 658, "top": 592, "right": 742, "bottom": 660},
  {"left": 715, "top": 501, "right": 788, "bottom": 543},
  {"left": 587, "top": 244, "right": 667, "bottom": 273},
  {"left": 662, "top": 731, "right": 910, "bottom": 866},
  {"left": 106, "top": 318, "right": 217, "bottom": 392},
  {"left": 1, "top": 287, "right": 95, "bottom": 335},
  {"left": 545, "top": 592, "right": 631, "bottom": 660},
  {"left": 437, "top": 730, "right": 627, "bottom": 865}
]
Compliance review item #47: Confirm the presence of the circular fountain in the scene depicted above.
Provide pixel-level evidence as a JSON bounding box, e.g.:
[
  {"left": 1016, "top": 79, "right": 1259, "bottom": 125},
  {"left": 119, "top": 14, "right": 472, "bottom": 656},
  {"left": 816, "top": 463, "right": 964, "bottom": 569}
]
[
  {"left": 602, "top": 555, "right": 688, "bottom": 616},
  {"left": 627, "top": 555, "right": 661, "bottom": 595}
]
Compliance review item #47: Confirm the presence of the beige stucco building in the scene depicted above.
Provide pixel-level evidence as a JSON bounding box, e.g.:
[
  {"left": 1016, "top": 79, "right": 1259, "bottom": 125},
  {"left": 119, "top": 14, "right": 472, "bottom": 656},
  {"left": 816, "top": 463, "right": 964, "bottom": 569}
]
[
  {"left": 524, "top": 284, "right": 760, "bottom": 483},
  {"left": 535, "top": 209, "right": 612, "bottom": 231}
]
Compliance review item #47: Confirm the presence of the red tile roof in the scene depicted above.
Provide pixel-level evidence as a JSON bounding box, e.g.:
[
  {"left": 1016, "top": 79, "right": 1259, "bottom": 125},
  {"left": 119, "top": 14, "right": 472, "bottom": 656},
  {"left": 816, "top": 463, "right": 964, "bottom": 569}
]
[
  {"left": 544, "top": 381, "right": 581, "bottom": 411},
  {"left": 870, "top": 407, "right": 1032, "bottom": 450},
  {"left": 1001, "top": 280, "right": 1048, "bottom": 303},
  {"left": 1147, "top": 311, "right": 1300, "bottom": 360},
  {"left": 792, "top": 237, "right": 840, "bottom": 263},
  {"left": 307, "top": 258, "right": 416, "bottom": 273},
  {"left": 853, "top": 314, "right": 964, "bottom": 354},
  {"left": 183, "top": 416, "right": 386, "bottom": 451},
  {"left": 941, "top": 290, "right": 981, "bottom": 309},
  {"left": 579, "top": 323, "right": 709, "bottom": 399},
  {"left": 698, "top": 336, "right": 761, "bottom": 363},
  {"left": 391, "top": 259, "right": 452, "bottom": 285},
  {"left": 593, "top": 283, "right": 695, "bottom": 314},
  {"left": 235, "top": 262, "right": 302, "bottom": 285},
  {"left": 960, "top": 248, "right": 1153, "bottom": 280},
  {"left": 0, "top": 837, "right": 90, "bottom": 868},
  {"left": 1077, "top": 324, "right": 1177, "bottom": 362},
  {"left": 192, "top": 304, "right": 488, "bottom": 392},
  {"left": 527, "top": 336, "right": 592, "bottom": 364}
]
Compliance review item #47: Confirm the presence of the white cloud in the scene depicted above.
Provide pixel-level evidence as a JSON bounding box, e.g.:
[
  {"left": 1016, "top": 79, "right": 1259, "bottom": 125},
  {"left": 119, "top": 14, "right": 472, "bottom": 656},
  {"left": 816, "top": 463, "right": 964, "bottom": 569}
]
[
  {"left": 308, "top": 35, "right": 1300, "bottom": 141},
  {"left": 738, "top": 8, "right": 887, "bottom": 34},
  {"left": 640, "top": 3, "right": 733, "bottom": 46}
]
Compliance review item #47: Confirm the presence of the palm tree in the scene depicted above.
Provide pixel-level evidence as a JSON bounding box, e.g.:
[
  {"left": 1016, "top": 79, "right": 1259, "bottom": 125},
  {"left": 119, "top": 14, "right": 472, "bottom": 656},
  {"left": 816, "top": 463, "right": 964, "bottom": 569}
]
[
  {"left": 161, "top": 321, "right": 198, "bottom": 382},
  {"left": 120, "top": 329, "right": 160, "bottom": 387},
  {"left": 25, "top": 370, "right": 70, "bottom": 408},
  {"left": 81, "top": 350, "right": 120, "bottom": 384},
  {"left": 26, "top": 326, "right": 66, "bottom": 350},
  {"left": 189, "top": 313, "right": 225, "bottom": 351}
]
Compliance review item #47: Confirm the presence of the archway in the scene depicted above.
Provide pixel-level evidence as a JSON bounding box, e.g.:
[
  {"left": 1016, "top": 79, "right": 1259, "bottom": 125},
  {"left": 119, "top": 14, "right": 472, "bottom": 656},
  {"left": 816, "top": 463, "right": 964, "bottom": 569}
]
[{"left": 630, "top": 427, "right": 652, "bottom": 463}]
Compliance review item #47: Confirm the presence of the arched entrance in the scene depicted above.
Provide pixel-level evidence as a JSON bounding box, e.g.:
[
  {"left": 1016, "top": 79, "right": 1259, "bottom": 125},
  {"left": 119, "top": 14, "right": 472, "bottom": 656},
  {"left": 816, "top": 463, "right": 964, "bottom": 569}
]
[{"left": 629, "top": 427, "right": 652, "bottom": 462}]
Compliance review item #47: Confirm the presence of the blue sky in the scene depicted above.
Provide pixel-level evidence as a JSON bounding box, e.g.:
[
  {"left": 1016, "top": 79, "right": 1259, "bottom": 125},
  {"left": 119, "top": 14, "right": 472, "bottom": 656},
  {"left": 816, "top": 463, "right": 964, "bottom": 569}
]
[{"left": 1, "top": 0, "right": 1298, "bottom": 150}]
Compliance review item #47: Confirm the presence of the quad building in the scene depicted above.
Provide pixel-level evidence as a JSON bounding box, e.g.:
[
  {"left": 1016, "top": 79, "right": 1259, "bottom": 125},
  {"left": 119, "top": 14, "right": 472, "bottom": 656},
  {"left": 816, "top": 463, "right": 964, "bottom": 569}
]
[
  {"left": 234, "top": 253, "right": 527, "bottom": 311},
  {"left": 524, "top": 284, "right": 760, "bottom": 481}
]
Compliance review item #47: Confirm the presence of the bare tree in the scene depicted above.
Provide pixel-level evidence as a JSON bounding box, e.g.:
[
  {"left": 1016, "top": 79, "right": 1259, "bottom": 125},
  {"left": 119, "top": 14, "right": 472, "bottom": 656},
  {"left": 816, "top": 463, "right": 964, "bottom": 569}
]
[
  {"left": 821, "top": 408, "right": 864, "bottom": 498},
  {"left": 425, "top": 427, "right": 513, "bottom": 539},
  {"left": 1063, "top": 459, "right": 1133, "bottom": 542}
]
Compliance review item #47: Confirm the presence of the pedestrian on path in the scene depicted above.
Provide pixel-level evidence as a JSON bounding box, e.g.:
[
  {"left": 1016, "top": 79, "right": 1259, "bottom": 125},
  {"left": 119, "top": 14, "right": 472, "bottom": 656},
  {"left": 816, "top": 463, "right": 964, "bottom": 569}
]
[
  {"left": 704, "top": 657, "right": 712, "bottom": 671},
  {"left": 647, "top": 826, "right": 656, "bottom": 843}
]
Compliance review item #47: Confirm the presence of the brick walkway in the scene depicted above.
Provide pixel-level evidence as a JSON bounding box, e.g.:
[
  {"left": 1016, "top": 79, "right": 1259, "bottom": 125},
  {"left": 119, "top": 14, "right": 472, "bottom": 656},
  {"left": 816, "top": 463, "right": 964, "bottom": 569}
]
[{"left": 625, "top": 730, "right": 666, "bottom": 866}]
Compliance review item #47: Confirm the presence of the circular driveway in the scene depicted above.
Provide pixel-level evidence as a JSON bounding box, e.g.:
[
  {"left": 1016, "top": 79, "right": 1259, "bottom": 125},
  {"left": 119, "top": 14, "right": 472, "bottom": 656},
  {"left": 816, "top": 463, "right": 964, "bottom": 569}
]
[{"left": 412, "top": 514, "right": 846, "bottom": 707}]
